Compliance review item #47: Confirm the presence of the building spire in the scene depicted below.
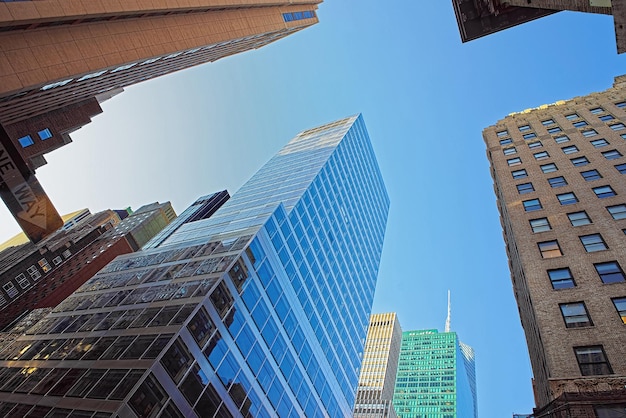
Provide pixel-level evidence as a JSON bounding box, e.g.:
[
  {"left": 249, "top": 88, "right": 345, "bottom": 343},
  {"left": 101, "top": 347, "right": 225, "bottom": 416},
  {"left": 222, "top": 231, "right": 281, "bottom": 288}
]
[{"left": 445, "top": 290, "right": 451, "bottom": 332}]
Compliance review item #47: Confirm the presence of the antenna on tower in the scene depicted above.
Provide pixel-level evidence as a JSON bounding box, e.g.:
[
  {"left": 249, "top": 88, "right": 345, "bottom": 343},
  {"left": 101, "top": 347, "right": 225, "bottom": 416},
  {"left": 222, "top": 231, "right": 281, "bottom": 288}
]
[{"left": 445, "top": 290, "right": 451, "bottom": 333}]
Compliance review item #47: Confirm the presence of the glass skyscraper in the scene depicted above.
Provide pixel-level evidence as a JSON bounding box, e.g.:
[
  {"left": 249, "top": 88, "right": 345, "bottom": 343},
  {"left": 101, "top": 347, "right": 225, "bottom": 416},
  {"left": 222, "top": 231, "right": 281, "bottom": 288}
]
[
  {"left": 0, "top": 114, "right": 389, "bottom": 417},
  {"left": 393, "top": 330, "right": 477, "bottom": 418}
]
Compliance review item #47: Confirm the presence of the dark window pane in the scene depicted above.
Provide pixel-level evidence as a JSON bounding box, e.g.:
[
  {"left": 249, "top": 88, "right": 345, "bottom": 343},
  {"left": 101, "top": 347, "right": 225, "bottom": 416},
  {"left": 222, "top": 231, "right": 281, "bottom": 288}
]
[
  {"left": 161, "top": 339, "right": 193, "bottom": 383},
  {"left": 87, "top": 369, "right": 129, "bottom": 399},
  {"left": 109, "top": 369, "right": 145, "bottom": 400},
  {"left": 129, "top": 374, "right": 167, "bottom": 418}
]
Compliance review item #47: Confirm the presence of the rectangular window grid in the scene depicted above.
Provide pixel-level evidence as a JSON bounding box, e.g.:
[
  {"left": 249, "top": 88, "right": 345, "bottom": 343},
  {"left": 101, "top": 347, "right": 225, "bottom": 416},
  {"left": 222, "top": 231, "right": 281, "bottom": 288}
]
[
  {"left": 560, "top": 302, "right": 592, "bottom": 328},
  {"left": 574, "top": 346, "right": 612, "bottom": 376}
]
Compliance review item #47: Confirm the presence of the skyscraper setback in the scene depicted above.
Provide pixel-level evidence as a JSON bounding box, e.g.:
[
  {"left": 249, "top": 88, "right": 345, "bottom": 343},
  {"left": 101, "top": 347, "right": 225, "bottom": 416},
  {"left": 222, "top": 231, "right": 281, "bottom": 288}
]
[
  {"left": 0, "top": 115, "right": 389, "bottom": 417},
  {"left": 484, "top": 75, "right": 626, "bottom": 415},
  {"left": 0, "top": 0, "right": 321, "bottom": 243}
]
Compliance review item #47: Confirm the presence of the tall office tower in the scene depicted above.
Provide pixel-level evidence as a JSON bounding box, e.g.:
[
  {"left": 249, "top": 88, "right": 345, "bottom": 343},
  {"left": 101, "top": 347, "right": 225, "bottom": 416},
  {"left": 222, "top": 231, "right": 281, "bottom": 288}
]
[
  {"left": 484, "top": 75, "right": 626, "bottom": 416},
  {"left": 0, "top": 0, "right": 321, "bottom": 243},
  {"left": 451, "top": 0, "right": 625, "bottom": 54},
  {"left": 0, "top": 114, "right": 389, "bottom": 417},
  {"left": 0, "top": 201, "right": 176, "bottom": 330},
  {"left": 392, "top": 329, "right": 477, "bottom": 418},
  {"left": 353, "top": 312, "right": 402, "bottom": 418}
]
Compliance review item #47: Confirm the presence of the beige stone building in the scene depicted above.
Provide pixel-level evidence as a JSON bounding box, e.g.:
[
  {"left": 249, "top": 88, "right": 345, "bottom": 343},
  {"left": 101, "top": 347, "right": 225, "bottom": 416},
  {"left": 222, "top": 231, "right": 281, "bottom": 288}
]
[
  {"left": 484, "top": 75, "right": 626, "bottom": 416},
  {"left": 354, "top": 312, "right": 402, "bottom": 418}
]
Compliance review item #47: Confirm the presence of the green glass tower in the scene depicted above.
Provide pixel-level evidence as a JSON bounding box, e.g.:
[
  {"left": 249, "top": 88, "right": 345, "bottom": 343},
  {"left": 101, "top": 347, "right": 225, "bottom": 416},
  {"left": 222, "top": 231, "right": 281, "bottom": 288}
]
[{"left": 392, "top": 329, "right": 476, "bottom": 418}]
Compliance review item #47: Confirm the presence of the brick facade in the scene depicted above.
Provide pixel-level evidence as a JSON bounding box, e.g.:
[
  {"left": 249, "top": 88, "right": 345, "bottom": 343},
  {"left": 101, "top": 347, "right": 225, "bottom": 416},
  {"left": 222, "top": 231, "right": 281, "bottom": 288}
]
[{"left": 484, "top": 75, "right": 626, "bottom": 412}]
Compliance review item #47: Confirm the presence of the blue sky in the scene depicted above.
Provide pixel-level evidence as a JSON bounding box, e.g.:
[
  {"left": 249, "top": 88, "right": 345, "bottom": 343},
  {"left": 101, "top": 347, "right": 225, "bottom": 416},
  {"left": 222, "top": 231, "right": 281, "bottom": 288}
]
[{"left": 1, "top": 2, "right": 625, "bottom": 416}]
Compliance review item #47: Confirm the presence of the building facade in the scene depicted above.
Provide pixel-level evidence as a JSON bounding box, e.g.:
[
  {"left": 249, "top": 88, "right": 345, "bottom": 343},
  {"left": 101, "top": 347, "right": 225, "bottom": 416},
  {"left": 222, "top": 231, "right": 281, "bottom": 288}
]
[
  {"left": 0, "top": 201, "right": 176, "bottom": 330},
  {"left": 451, "top": 0, "right": 625, "bottom": 54},
  {"left": 484, "top": 75, "right": 626, "bottom": 416},
  {"left": 392, "top": 329, "right": 477, "bottom": 418},
  {"left": 0, "top": 114, "right": 389, "bottom": 417},
  {"left": 0, "top": 0, "right": 321, "bottom": 243},
  {"left": 354, "top": 312, "right": 402, "bottom": 418}
]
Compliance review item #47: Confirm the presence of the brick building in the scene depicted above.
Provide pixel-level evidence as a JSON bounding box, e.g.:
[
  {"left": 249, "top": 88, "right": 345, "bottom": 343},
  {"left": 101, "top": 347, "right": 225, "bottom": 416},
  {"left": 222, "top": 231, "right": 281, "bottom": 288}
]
[
  {"left": 484, "top": 75, "right": 626, "bottom": 416},
  {"left": 451, "top": 0, "right": 625, "bottom": 54},
  {"left": 0, "top": 202, "right": 176, "bottom": 330},
  {"left": 0, "top": 0, "right": 321, "bottom": 242}
]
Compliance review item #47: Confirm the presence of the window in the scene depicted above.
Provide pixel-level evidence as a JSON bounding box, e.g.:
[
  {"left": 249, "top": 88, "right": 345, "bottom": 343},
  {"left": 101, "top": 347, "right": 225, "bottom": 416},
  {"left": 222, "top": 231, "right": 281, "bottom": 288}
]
[
  {"left": 547, "top": 126, "right": 562, "bottom": 134},
  {"left": 499, "top": 138, "right": 513, "bottom": 146},
  {"left": 518, "top": 125, "right": 531, "bottom": 132},
  {"left": 602, "top": 149, "right": 622, "bottom": 160},
  {"left": 595, "top": 405, "right": 626, "bottom": 418},
  {"left": 528, "top": 141, "right": 543, "bottom": 149},
  {"left": 111, "top": 62, "right": 137, "bottom": 73},
  {"left": 507, "top": 157, "right": 522, "bottom": 166},
  {"left": 534, "top": 151, "right": 549, "bottom": 160},
  {"left": 560, "top": 302, "right": 592, "bottom": 328},
  {"left": 538, "top": 240, "right": 562, "bottom": 258},
  {"left": 282, "top": 10, "right": 315, "bottom": 21},
  {"left": 38, "top": 259, "right": 51, "bottom": 273},
  {"left": 523, "top": 132, "right": 537, "bottom": 140},
  {"left": 27, "top": 265, "right": 41, "bottom": 280},
  {"left": 565, "top": 113, "right": 580, "bottom": 120},
  {"left": 512, "top": 169, "right": 528, "bottom": 179},
  {"left": 616, "top": 101, "right": 626, "bottom": 108},
  {"left": 615, "top": 163, "right": 626, "bottom": 174},
  {"left": 62, "top": 249, "right": 71, "bottom": 259},
  {"left": 503, "top": 147, "right": 517, "bottom": 155},
  {"left": 590, "top": 138, "right": 609, "bottom": 147},
  {"left": 541, "top": 119, "right": 555, "bottom": 126},
  {"left": 561, "top": 145, "right": 579, "bottom": 154},
  {"left": 78, "top": 70, "right": 107, "bottom": 81},
  {"left": 593, "top": 185, "right": 616, "bottom": 198},
  {"left": 496, "top": 130, "right": 509, "bottom": 137},
  {"left": 3, "top": 282, "right": 18, "bottom": 298},
  {"left": 573, "top": 120, "right": 588, "bottom": 128},
  {"left": 18, "top": 135, "right": 34, "bottom": 148},
  {"left": 582, "top": 129, "right": 598, "bottom": 137},
  {"left": 548, "top": 176, "right": 567, "bottom": 188},
  {"left": 595, "top": 261, "right": 625, "bottom": 284},
  {"left": 52, "top": 256, "right": 62, "bottom": 266},
  {"left": 41, "top": 78, "right": 73, "bottom": 91},
  {"left": 609, "top": 123, "right": 625, "bottom": 131},
  {"left": 517, "top": 182, "right": 534, "bottom": 194},
  {"left": 571, "top": 156, "right": 589, "bottom": 166},
  {"left": 599, "top": 114, "right": 615, "bottom": 121},
  {"left": 580, "top": 169, "right": 602, "bottom": 181},
  {"left": 574, "top": 346, "right": 612, "bottom": 376},
  {"left": 554, "top": 135, "right": 570, "bottom": 144},
  {"left": 607, "top": 205, "right": 626, "bottom": 220},
  {"left": 523, "top": 199, "right": 542, "bottom": 212},
  {"left": 140, "top": 57, "right": 160, "bottom": 66},
  {"left": 568, "top": 211, "right": 592, "bottom": 226},
  {"left": 530, "top": 218, "right": 551, "bottom": 233},
  {"left": 557, "top": 192, "right": 578, "bottom": 205},
  {"left": 37, "top": 128, "right": 52, "bottom": 140},
  {"left": 540, "top": 163, "right": 558, "bottom": 173},
  {"left": 580, "top": 234, "right": 608, "bottom": 252},
  {"left": 15, "top": 274, "right": 29, "bottom": 289},
  {"left": 548, "top": 268, "right": 575, "bottom": 289},
  {"left": 590, "top": 107, "right": 604, "bottom": 114},
  {"left": 612, "top": 297, "right": 626, "bottom": 324}
]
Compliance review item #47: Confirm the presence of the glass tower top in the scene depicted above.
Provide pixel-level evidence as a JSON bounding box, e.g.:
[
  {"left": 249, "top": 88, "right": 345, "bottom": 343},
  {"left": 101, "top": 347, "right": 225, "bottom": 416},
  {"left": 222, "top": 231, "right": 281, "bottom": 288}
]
[
  {"left": 0, "top": 114, "right": 389, "bottom": 417},
  {"left": 393, "top": 330, "right": 477, "bottom": 418}
]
